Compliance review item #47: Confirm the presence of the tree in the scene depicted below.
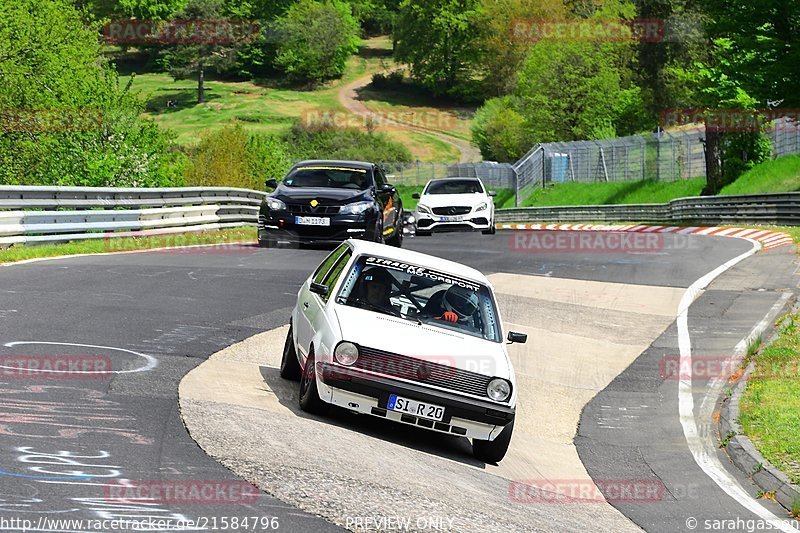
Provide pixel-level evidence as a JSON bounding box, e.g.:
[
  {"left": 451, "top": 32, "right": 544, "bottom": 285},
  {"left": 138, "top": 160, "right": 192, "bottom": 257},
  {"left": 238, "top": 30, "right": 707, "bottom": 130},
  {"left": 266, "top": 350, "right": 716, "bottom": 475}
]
[
  {"left": 160, "top": 0, "right": 245, "bottom": 104},
  {"left": 394, "top": 0, "right": 483, "bottom": 97},
  {"left": 0, "top": 0, "right": 184, "bottom": 186},
  {"left": 272, "top": 0, "right": 360, "bottom": 85},
  {"left": 476, "top": 0, "right": 565, "bottom": 96}
]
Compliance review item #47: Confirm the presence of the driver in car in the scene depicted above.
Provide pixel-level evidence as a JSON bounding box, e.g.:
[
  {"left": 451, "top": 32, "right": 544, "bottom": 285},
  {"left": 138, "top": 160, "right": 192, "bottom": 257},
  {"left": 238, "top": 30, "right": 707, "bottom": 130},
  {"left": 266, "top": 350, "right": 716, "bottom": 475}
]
[
  {"left": 356, "top": 267, "right": 396, "bottom": 314},
  {"left": 424, "top": 285, "right": 480, "bottom": 327}
]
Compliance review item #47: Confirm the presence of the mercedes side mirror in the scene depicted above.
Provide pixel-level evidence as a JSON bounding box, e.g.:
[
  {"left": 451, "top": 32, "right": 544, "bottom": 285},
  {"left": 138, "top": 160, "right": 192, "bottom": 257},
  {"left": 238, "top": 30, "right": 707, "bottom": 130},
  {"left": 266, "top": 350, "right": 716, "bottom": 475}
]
[
  {"left": 507, "top": 331, "right": 527, "bottom": 344},
  {"left": 488, "top": 190, "right": 497, "bottom": 197},
  {"left": 310, "top": 282, "right": 329, "bottom": 296},
  {"left": 412, "top": 193, "right": 420, "bottom": 199},
  {"left": 265, "top": 178, "right": 278, "bottom": 189}
]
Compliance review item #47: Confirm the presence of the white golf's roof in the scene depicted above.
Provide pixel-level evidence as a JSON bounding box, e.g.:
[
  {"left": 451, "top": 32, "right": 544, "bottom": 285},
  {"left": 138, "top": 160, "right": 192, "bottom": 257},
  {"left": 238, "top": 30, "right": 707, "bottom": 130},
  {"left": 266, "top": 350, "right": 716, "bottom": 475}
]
[{"left": 346, "top": 239, "right": 490, "bottom": 285}]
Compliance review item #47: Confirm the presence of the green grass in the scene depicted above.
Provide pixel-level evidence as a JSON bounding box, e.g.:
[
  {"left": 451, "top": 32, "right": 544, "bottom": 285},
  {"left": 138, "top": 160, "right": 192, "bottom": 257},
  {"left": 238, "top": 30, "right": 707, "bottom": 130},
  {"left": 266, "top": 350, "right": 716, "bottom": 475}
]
[
  {"left": 117, "top": 36, "right": 468, "bottom": 162},
  {"left": 521, "top": 179, "right": 706, "bottom": 207},
  {"left": 720, "top": 155, "right": 800, "bottom": 195},
  {"left": 396, "top": 185, "right": 515, "bottom": 210},
  {"left": 0, "top": 227, "right": 256, "bottom": 264},
  {"left": 740, "top": 313, "right": 800, "bottom": 485}
]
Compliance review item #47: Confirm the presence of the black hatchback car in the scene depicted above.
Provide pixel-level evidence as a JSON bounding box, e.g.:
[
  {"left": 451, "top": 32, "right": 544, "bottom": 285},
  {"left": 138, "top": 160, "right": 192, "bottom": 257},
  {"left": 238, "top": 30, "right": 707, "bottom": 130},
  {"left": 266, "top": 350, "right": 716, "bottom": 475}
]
[{"left": 258, "top": 160, "right": 404, "bottom": 247}]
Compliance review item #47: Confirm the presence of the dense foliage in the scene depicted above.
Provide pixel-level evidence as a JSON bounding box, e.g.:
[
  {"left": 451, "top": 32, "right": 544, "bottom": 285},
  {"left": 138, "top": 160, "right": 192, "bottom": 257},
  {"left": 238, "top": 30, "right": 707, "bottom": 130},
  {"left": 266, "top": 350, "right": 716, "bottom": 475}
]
[{"left": 2, "top": 0, "right": 796, "bottom": 189}]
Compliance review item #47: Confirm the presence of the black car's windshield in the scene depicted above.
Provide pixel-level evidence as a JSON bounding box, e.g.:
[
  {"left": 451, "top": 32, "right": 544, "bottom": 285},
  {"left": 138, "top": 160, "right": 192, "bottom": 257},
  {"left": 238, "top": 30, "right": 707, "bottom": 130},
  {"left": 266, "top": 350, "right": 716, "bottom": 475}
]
[
  {"left": 335, "top": 255, "right": 501, "bottom": 342},
  {"left": 283, "top": 166, "right": 371, "bottom": 190},
  {"left": 425, "top": 179, "right": 483, "bottom": 195}
]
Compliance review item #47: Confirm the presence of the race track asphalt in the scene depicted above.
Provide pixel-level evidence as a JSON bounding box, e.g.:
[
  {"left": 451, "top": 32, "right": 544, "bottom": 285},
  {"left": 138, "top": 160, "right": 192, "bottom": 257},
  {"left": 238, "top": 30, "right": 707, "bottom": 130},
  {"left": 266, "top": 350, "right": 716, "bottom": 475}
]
[{"left": 0, "top": 230, "right": 793, "bottom": 532}]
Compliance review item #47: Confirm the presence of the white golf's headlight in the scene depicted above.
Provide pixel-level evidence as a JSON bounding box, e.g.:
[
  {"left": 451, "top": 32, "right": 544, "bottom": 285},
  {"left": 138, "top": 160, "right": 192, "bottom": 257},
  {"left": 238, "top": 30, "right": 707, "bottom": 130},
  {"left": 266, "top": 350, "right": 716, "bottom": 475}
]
[
  {"left": 487, "top": 378, "right": 511, "bottom": 401},
  {"left": 334, "top": 342, "right": 359, "bottom": 366},
  {"left": 339, "top": 201, "right": 372, "bottom": 215},
  {"left": 475, "top": 202, "right": 488, "bottom": 212},
  {"left": 267, "top": 197, "right": 286, "bottom": 211},
  {"left": 417, "top": 204, "right": 432, "bottom": 214}
]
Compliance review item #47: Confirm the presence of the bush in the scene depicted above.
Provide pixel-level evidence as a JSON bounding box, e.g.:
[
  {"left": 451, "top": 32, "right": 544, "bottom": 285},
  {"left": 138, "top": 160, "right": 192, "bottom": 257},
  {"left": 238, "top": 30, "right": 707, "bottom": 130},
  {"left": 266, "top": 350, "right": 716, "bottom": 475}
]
[
  {"left": 722, "top": 132, "right": 772, "bottom": 186},
  {"left": 471, "top": 97, "right": 530, "bottom": 162},
  {"left": 283, "top": 121, "right": 412, "bottom": 163},
  {"left": 371, "top": 70, "right": 406, "bottom": 90},
  {"left": 185, "top": 125, "right": 293, "bottom": 190}
]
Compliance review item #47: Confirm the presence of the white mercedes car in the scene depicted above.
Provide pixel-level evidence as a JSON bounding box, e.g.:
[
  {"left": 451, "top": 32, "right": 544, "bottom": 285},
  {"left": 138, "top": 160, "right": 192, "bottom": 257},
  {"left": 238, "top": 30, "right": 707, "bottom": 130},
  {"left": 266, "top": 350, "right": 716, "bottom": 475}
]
[
  {"left": 413, "top": 177, "right": 496, "bottom": 236},
  {"left": 280, "top": 239, "right": 526, "bottom": 463}
]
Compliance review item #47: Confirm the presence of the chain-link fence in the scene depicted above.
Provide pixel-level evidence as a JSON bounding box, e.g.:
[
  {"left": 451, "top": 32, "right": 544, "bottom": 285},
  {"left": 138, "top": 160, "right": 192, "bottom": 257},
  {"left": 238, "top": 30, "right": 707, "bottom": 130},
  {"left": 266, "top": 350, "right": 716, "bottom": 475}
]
[
  {"left": 772, "top": 117, "right": 800, "bottom": 158},
  {"left": 382, "top": 115, "right": 800, "bottom": 207},
  {"left": 513, "top": 129, "right": 709, "bottom": 202}
]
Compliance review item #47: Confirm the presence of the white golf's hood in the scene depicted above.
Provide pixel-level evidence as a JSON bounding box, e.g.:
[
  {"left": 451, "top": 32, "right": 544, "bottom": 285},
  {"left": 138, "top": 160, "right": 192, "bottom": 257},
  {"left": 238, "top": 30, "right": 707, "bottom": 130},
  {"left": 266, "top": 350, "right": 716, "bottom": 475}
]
[
  {"left": 418, "top": 193, "right": 488, "bottom": 209},
  {"left": 333, "top": 304, "right": 512, "bottom": 381}
]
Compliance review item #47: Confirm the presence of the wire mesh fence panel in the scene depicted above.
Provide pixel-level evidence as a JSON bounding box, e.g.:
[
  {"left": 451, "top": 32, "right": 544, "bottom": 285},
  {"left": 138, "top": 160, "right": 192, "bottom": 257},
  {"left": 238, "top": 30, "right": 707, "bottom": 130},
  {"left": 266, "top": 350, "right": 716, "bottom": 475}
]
[{"left": 771, "top": 118, "right": 800, "bottom": 158}]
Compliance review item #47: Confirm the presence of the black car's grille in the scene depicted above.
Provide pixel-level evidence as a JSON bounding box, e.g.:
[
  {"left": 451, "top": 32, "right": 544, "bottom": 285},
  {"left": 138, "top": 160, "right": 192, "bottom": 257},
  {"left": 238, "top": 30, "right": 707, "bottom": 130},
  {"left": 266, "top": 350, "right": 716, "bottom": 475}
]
[
  {"left": 287, "top": 203, "right": 340, "bottom": 215},
  {"left": 354, "top": 346, "right": 493, "bottom": 399},
  {"left": 432, "top": 206, "right": 471, "bottom": 216}
]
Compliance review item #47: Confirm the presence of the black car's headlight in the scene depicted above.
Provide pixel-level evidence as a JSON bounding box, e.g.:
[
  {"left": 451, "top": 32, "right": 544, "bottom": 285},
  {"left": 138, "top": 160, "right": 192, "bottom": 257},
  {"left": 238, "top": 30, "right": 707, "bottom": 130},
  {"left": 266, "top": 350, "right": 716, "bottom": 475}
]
[
  {"left": 487, "top": 378, "right": 511, "bottom": 401},
  {"left": 339, "top": 201, "right": 373, "bottom": 215},
  {"left": 267, "top": 198, "right": 286, "bottom": 211}
]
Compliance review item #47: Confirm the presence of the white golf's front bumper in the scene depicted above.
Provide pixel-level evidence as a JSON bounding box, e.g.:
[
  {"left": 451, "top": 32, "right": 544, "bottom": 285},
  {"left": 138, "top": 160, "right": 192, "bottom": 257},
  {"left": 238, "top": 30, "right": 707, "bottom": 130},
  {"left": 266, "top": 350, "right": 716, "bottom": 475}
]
[{"left": 316, "top": 363, "right": 513, "bottom": 441}]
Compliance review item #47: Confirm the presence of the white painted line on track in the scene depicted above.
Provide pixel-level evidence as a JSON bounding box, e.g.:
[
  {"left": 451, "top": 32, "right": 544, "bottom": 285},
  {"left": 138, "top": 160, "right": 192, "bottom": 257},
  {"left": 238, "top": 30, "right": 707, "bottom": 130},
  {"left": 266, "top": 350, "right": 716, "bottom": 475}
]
[
  {"left": 677, "top": 238, "right": 800, "bottom": 532},
  {"left": 2, "top": 341, "right": 158, "bottom": 374}
]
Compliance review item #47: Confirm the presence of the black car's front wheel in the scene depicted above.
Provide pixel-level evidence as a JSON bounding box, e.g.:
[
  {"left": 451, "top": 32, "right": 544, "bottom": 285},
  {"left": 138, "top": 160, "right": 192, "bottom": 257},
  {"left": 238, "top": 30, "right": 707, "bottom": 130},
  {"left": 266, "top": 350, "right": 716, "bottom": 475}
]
[{"left": 385, "top": 215, "right": 403, "bottom": 247}]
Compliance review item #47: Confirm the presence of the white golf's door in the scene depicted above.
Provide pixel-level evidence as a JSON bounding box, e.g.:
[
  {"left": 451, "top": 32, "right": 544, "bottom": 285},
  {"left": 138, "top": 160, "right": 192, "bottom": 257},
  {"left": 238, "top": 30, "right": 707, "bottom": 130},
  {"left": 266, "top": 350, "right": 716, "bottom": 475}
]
[{"left": 296, "top": 244, "right": 350, "bottom": 357}]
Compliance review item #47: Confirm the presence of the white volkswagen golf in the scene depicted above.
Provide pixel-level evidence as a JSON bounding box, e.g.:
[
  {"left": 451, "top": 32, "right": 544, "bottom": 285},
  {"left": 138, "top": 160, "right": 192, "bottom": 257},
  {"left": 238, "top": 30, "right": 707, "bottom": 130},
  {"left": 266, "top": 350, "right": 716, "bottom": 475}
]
[
  {"left": 280, "top": 239, "right": 526, "bottom": 463},
  {"left": 413, "top": 177, "right": 496, "bottom": 236}
]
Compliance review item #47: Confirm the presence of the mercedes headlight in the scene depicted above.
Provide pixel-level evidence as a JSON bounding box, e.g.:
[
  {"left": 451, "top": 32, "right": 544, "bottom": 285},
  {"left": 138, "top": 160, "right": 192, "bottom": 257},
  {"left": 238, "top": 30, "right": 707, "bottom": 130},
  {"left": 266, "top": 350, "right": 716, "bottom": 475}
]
[
  {"left": 487, "top": 378, "right": 511, "bottom": 401},
  {"left": 334, "top": 342, "right": 359, "bottom": 366},
  {"left": 417, "top": 204, "right": 432, "bottom": 214},
  {"left": 267, "top": 197, "right": 286, "bottom": 211},
  {"left": 339, "top": 201, "right": 373, "bottom": 215},
  {"left": 475, "top": 202, "right": 488, "bottom": 212}
]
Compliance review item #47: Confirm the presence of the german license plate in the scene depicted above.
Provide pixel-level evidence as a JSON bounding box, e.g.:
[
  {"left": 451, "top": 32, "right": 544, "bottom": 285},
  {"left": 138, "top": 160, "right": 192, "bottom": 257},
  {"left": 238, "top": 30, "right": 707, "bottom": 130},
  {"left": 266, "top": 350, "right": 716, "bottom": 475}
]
[
  {"left": 388, "top": 394, "right": 445, "bottom": 421},
  {"left": 295, "top": 216, "right": 330, "bottom": 226},
  {"left": 439, "top": 216, "right": 463, "bottom": 222}
]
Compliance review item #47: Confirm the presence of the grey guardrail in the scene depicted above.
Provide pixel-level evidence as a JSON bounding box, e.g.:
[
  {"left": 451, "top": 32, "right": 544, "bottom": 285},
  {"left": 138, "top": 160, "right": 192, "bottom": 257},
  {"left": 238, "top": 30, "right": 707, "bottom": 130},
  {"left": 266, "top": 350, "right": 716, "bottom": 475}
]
[
  {"left": 0, "top": 186, "right": 266, "bottom": 247},
  {"left": 497, "top": 192, "right": 800, "bottom": 226}
]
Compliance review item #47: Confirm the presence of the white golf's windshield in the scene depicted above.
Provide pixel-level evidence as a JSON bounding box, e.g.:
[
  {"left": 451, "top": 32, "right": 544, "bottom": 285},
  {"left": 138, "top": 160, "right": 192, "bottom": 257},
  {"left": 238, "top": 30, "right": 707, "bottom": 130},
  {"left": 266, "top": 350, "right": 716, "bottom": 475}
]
[{"left": 336, "top": 255, "right": 501, "bottom": 342}]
